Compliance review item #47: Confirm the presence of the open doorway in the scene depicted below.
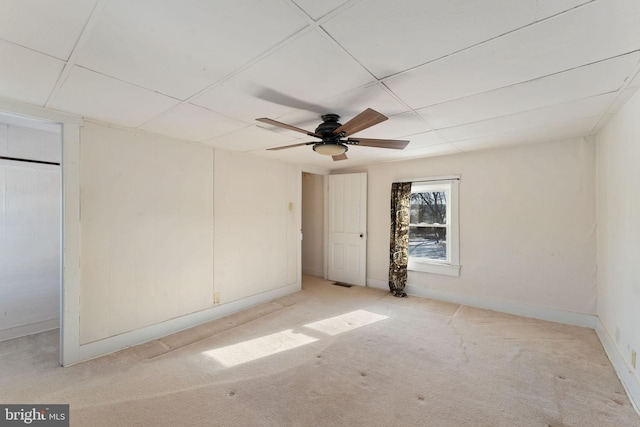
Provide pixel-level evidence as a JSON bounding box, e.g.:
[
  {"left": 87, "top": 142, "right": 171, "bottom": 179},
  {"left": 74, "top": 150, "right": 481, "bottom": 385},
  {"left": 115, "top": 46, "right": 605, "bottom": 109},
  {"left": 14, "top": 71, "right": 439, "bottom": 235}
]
[
  {"left": 301, "top": 172, "right": 324, "bottom": 279},
  {"left": 0, "top": 112, "right": 61, "bottom": 347}
]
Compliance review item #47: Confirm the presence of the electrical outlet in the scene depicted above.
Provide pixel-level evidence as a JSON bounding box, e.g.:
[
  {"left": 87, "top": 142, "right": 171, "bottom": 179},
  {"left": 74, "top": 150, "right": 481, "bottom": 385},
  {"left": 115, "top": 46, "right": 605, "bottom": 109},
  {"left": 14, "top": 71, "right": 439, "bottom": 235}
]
[
  {"left": 214, "top": 293, "right": 220, "bottom": 304},
  {"left": 632, "top": 349, "right": 637, "bottom": 370}
]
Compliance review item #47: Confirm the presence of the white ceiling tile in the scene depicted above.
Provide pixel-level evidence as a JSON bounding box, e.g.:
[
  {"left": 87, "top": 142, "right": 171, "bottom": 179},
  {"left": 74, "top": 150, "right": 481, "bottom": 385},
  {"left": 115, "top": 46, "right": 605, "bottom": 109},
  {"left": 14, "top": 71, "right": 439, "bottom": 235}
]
[
  {"left": 402, "top": 130, "right": 446, "bottom": 149},
  {"left": 0, "top": 0, "right": 97, "bottom": 60},
  {"left": 223, "top": 29, "right": 375, "bottom": 109},
  {"left": 453, "top": 117, "right": 597, "bottom": 152},
  {"left": 292, "top": 0, "right": 350, "bottom": 20},
  {"left": 417, "top": 53, "right": 640, "bottom": 129},
  {"left": 140, "top": 103, "right": 249, "bottom": 142},
  {"left": 389, "top": 142, "right": 461, "bottom": 161},
  {"left": 323, "top": 0, "right": 539, "bottom": 78},
  {"left": 439, "top": 93, "right": 616, "bottom": 142},
  {"left": 50, "top": 66, "right": 180, "bottom": 128},
  {"left": 205, "top": 125, "right": 303, "bottom": 153},
  {"left": 191, "top": 81, "right": 305, "bottom": 125},
  {"left": 1, "top": 0, "right": 639, "bottom": 167},
  {"left": 385, "top": 0, "right": 640, "bottom": 108},
  {"left": 75, "top": 0, "right": 309, "bottom": 100},
  {"left": 0, "top": 40, "right": 64, "bottom": 106}
]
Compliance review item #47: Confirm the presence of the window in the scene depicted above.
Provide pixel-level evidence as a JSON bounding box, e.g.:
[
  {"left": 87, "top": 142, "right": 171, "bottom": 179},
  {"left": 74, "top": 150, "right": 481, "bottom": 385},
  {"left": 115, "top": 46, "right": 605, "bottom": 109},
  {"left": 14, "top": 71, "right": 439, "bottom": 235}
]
[{"left": 407, "top": 178, "right": 460, "bottom": 276}]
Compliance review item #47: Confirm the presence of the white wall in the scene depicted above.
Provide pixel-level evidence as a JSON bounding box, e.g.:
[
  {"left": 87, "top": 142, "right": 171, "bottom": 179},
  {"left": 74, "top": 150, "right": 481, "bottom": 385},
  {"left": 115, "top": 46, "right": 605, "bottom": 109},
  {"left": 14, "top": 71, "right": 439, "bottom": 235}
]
[
  {"left": 363, "top": 137, "right": 597, "bottom": 317},
  {"left": 0, "top": 119, "right": 61, "bottom": 341},
  {"left": 302, "top": 172, "right": 324, "bottom": 277},
  {"left": 596, "top": 89, "right": 640, "bottom": 401}
]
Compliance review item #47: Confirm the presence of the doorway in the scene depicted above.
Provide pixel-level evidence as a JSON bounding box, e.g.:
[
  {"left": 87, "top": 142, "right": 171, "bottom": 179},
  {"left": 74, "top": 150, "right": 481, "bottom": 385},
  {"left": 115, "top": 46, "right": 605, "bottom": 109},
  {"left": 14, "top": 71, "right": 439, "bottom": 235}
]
[
  {"left": 301, "top": 172, "right": 325, "bottom": 279},
  {"left": 0, "top": 113, "right": 62, "bottom": 345}
]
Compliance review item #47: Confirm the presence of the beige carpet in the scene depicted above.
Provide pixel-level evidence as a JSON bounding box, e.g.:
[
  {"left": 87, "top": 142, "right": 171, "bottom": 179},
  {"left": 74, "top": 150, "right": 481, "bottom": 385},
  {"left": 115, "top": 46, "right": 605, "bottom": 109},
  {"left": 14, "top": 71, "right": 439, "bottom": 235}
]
[{"left": 1, "top": 276, "right": 638, "bottom": 426}]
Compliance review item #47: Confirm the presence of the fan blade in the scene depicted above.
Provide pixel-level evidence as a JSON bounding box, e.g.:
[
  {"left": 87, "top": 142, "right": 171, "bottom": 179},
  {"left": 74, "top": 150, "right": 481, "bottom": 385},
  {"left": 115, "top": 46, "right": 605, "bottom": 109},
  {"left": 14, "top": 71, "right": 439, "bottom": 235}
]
[
  {"left": 254, "top": 87, "right": 326, "bottom": 115},
  {"left": 347, "top": 137, "right": 410, "bottom": 150},
  {"left": 332, "top": 153, "right": 348, "bottom": 161},
  {"left": 267, "top": 142, "right": 315, "bottom": 151},
  {"left": 257, "top": 118, "right": 320, "bottom": 137},
  {"left": 333, "top": 108, "right": 388, "bottom": 137}
]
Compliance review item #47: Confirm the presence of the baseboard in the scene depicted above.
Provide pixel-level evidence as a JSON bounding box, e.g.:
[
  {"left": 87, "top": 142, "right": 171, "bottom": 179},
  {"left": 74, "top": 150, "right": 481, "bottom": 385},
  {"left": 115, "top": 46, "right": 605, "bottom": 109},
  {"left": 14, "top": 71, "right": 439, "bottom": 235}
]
[
  {"left": 0, "top": 318, "right": 59, "bottom": 342},
  {"left": 596, "top": 319, "right": 640, "bottom": 414},
  {"left": 67, "top": 283, "right": 301, "bottom": 366},
  {"left": 404, "top": 285, "right": 597, "bottom": 329}
]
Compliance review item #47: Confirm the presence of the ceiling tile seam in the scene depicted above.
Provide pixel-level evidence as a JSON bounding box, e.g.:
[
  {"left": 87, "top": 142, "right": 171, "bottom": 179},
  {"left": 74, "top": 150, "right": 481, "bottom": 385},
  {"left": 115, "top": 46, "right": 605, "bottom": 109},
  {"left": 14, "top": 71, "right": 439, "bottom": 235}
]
[
  {"left": 285, "top": 0, "right": 365, "bottom": 25},
  {"left": 433, "top": 90, "right": 619, "bottom": 134},
  {"left": 0, "top": 37, "right": 66, "bottom": 63},
  {"left": 376, "top": 0, "right": 600, "bottom": 82},
  {"left": 69, "top": 64, "right": 185, "bottom": 103},
  {"left": 400, "top": 50, "right": 640, "bottom": 112},
  {"left": 44, "top": 0, "right": 110, "bottom": 109}
]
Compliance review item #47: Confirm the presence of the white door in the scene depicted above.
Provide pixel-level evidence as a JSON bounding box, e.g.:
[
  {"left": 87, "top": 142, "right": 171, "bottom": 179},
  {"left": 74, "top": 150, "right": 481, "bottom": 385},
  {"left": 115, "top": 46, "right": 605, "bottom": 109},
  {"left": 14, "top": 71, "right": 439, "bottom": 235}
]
[{"left": 327, "top": 173, "right": 367, "bottom": 286}]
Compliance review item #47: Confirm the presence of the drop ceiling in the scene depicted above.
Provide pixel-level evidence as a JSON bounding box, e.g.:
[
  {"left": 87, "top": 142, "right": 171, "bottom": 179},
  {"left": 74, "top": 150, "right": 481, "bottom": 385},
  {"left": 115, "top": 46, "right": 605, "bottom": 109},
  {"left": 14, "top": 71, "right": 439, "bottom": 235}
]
[{"left": 1, "top": 0, "right": 639, "bottom": 171}]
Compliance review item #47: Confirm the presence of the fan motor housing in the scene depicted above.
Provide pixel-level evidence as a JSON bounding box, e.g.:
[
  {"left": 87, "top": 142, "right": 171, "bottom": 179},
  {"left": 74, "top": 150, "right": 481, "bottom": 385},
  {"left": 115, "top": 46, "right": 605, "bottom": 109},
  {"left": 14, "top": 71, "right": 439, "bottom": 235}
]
[{"left": 315, "top": 114, "right": 342, "bottom": 138}]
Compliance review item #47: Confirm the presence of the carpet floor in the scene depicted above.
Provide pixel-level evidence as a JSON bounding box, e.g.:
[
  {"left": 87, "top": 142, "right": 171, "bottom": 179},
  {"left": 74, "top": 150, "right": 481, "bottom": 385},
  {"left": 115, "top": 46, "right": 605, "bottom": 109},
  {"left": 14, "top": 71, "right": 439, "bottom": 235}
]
[{"left": 1, "top": 276, "right": 638, "bottom": 426}]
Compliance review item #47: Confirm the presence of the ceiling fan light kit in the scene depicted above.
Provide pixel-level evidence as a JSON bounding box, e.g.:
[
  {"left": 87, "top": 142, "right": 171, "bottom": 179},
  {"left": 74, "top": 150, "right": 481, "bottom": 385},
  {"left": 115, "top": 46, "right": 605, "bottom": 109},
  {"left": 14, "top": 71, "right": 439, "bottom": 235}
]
[
  {"left": 257, "top": 108, "right": 410, "bottom": 161},
  {"left": 313, "top": 142, "right": 348, "bottom": 156}
]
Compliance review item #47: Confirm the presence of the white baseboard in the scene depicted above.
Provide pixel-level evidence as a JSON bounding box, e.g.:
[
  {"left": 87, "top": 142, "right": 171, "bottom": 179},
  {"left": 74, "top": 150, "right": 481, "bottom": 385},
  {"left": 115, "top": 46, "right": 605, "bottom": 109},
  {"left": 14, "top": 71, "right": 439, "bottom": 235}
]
[
  {"left": 67, "top": 283, "right": 300, "bottom": 366},
  {"left": 366, "top": 279, "right": 596, "bottom": 328},
  {"left": 596, "top": 319, "right": 640, "bottom": 414},
  {"left": 0, "top": 318, "right": 59, "bottom": 342},
  {"left": 405, "top": 284, "right": 597, "bottom": 328}
]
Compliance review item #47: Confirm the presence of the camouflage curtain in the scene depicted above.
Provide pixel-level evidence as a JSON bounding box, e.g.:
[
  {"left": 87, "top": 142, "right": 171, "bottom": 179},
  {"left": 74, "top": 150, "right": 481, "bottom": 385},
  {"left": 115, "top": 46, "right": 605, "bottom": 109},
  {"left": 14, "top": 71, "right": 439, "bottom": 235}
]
[{"left": 389, "top": 182, "right": 412, "bottom": 297}]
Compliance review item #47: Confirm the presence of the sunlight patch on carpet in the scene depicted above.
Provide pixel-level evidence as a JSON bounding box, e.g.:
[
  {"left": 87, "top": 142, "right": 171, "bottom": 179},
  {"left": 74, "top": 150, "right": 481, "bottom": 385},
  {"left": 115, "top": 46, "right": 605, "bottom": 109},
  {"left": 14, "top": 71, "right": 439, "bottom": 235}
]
[
  {"left": 304, "top": 310, "right": 389, "bottom": 336},
  {"left": 202, "top": 329, "right": 318, "bottom": 367},
  {"left": 201, "top": 310, "right": 389, "bottom": 367}
]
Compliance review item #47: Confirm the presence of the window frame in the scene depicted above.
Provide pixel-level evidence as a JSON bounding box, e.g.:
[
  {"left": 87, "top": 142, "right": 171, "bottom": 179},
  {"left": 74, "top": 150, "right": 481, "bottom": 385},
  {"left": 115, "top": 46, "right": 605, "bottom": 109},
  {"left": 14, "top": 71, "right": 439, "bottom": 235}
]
[{"left": 407, "top": 177, "right": 460, "bottom": 277}]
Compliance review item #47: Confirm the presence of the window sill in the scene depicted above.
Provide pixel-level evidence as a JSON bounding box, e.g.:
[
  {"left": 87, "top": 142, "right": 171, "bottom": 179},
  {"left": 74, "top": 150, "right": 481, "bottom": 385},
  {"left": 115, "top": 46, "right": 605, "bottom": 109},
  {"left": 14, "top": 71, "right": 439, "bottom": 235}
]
[{"left": 408, "top": 259, "right": 460, "bottom": 277}]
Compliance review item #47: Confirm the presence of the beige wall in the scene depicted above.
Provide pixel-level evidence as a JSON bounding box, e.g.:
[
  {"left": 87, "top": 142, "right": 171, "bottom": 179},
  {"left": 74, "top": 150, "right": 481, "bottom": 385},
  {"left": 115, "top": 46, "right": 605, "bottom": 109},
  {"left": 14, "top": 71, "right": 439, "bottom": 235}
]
[
  {"left": 364, "top": 137, "right": 597, "bottom": 315},
  {"left": 79, "top": 123, "right": 215, "bottom": 344},
  {"left": 596, "top": 89, "right": 640, "bottom": 393},
  {"left": 79, "top": 122, "right": 300, "bottom": 345},
  {"left": 213, "top": 149, "right": 299, "bottom": 303}
]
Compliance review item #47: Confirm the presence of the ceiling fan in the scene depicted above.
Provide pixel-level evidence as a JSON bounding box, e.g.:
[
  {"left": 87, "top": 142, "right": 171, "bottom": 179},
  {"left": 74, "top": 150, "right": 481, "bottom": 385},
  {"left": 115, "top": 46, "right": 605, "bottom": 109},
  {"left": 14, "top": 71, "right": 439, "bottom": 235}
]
[{"left": 256, "top": 108, "right": 409, "bottom": 161}]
